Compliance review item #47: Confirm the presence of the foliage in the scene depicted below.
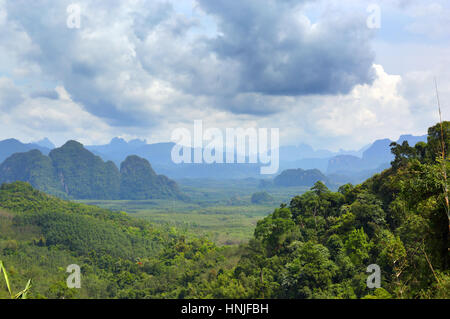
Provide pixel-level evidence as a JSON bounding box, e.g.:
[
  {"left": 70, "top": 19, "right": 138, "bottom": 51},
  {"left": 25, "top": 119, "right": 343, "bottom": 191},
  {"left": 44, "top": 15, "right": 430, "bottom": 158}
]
[
  {"left": 0, "top": 141, "right": 182, "bottom": 200},
  {"left": 196, "top": 123, "right": 449, "bottom": 299},
  {"left": 251, "top": 192, "right": 274, "bottom": 204},
  {"left": 1, "top": 122, "right": 449, "bottom": 299},
  {"left": 274, "top": 169, "right": 329, "bottom": 187},
  {"left": 0, "top": 182, "right": 227, "bottom": 299},
  {"left": 120, "top": 155, "right": 183, "bottom": 200},
  {"left": 0, "top": 150, "right": 66, "bottom": 198},
  {"left": 0, "top": 260, "right": 32, "bottom": 299}
]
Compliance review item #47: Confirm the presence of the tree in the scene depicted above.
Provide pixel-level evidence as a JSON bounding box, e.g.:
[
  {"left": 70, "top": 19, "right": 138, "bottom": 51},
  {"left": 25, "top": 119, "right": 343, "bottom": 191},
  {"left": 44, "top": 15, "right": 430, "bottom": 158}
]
[
  {"left": 254, "top": 208, "right": 297, "bottom": 255},
  {"left": 344, "top": 228, "right": 370, "bottom": 266},
  {"left": 390, "top": 141, "right": 418, "bottom": 169},
  {"left": 427, "top": 121, "right": 450, "bottom": 162},
  {"left": 312, "top": 181, "right": 329, "bottom": 197},
  {"left": 281, "top": 242, "right": 338, "bottom": 298}
]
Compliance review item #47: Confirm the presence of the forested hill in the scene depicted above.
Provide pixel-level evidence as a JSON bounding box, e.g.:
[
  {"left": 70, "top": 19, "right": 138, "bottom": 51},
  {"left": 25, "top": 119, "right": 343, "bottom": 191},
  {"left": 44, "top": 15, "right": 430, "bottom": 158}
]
[
  {"left": 0, "top": 122, "right": 449, "bottom": 299},
  {"left": 191, "top": 122, "right": 448, "bottom": 298},
  {"left": 0, "top": 139, "right": 51, "bottom": 164},
  {"left": 0, "top": 181, "right": 228, "bottom": 298},
  {"left": 0, "top": 140, "right": 183, "bottom": 200},
  {"left": 273, "top": 168, "right": 329, "bottom": 187}
]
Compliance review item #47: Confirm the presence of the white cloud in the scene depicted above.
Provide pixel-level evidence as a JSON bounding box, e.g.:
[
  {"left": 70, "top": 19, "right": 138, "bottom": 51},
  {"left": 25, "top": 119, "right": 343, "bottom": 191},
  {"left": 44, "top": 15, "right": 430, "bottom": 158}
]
[
  {"left": 0, "top": 77, "right": 24, "bottom": 111},
  {"left": 0, "top": 0, "right": 448, "bottom": 151},
  {"left": 0, "top": 83, "right": 112, "bottom": 146},
  {"left": 310, "top": 65, "right": 412, "bottom": 142},
  {"left": 257, "top": 64, "right": 432, "bottom": 151}
]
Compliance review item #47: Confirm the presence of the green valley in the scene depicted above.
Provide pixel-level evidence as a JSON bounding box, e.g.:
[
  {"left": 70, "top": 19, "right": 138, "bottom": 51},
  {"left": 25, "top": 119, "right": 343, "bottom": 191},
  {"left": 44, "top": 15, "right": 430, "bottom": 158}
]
[
  {"left": 79, "top": 180, "right": 311, "bottom": 245},
  {"left": 0, "top": 122, "right": 449, "bottom": 299}
]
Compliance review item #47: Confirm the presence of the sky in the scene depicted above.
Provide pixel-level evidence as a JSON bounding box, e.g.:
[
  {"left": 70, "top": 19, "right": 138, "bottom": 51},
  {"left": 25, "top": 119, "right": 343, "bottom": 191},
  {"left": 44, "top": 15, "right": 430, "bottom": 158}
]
[{"left": 0, "top": 0, "right": 449, "bottom": 150}]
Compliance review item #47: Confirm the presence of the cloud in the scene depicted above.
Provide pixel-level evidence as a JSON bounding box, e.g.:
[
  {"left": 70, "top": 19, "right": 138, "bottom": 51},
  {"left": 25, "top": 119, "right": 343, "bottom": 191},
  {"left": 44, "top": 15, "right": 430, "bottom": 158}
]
[
  {"left": 0, "top": 77, "right": 24, "bottom": 111},
  {"left": 1, "top": 0, "right": 378, "bottom": 123},
  {"left": 253, "top": 64, "right": 426, "bottom": 150},
  {"left": 309, "top": 65, "right": 412, "bottom": 138},
  {"left": 196, "top": 0, "right": 376, "bottom": 96},
  {"left": 3, "top": 0, "right": 168, "bottom": 126},
  {"left": 30, "top": 90, "right": 59, "bottom": 100},
  {"left": 404, "top": 2, "right": 450, "bottom": 39},
  {"left": 0, "top": 0, "right": 448, "bottom": 150},
  {"left": 0, "top": 84, "right": 113, "bottom": 146}
]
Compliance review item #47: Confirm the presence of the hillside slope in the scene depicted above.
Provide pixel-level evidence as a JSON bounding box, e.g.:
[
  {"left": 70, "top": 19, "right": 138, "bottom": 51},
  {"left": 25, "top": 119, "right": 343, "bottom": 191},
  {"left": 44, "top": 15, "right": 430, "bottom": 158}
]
[
  {"left": 274, "top": 168, "right": 329, "bottom": 187},
  {"left": 0, "top": 141, "right": 183, "bottom": 200},
  {"left": 0, "top": 123, "right": 448, "bottom": 299},
  {"left": 192, "top": 123, "right": 449, "bottom": 299},
  {"left": 0, "top": 139, "right": 50, "bottom": 164},
  {"left": 0, "top": 182, "right": 225, "bottom": 299}
]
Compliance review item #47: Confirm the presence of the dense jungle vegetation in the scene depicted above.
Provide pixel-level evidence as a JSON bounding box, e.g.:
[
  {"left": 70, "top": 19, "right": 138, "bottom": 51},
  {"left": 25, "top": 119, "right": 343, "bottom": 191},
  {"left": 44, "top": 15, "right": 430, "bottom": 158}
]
[{"left": 0, "top": 123, "right": 449, "bottom": 299}]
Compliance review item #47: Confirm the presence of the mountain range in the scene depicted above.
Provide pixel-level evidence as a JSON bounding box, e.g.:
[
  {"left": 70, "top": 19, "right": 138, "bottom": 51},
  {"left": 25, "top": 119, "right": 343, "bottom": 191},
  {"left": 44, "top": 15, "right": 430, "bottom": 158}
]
[
  {"left": 0, "top": 138, "right": 51, "bottom": 164},
  {"left": 326, "top": 135, "right": 427, "bottom": 174},
  {"left": 0, "top": 140, "right": 183, "bottom": 200},
  {"left": 0, "top": 134, "right": 427, "bottom": 185}
]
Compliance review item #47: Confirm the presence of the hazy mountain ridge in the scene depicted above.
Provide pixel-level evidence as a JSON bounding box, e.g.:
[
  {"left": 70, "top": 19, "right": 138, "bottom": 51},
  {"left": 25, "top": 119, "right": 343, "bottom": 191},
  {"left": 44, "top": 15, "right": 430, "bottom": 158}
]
[
  {"left": 0, "top": 134, "right": 427, "bottom": 184},
  {"left": 327, "top": 134, "right": 427, "bottom": 175},
  {"left": 273, "top": 168, "right": 329, "bottom": 187},
  {"left": 0, "top": 123, "right": 447, "bottom": 299},
  {"left": 0, "top": 138, "right": 51, "bottom": 164},
  {"left": 82, "top": 134, "right": 425, "bottom": 180},
  {"left": 0, "top": 141, "right": 182, "bottom": 200},
  {"left": 119, "top": 155, "right": 183, "bottom": 200},
  {"left": 34, "top": 137, "right": 56, "bottom": 149}
]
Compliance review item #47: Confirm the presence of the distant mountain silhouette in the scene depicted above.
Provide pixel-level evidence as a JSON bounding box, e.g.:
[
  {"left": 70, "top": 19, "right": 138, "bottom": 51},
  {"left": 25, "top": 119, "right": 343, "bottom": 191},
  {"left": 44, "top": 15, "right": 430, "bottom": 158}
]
[
  {"left": 120, "top": 155, "right": 182, "bottom": 200},
  {"left": 327, "top": 155, "right": 367, "bottom": 174},
  {"left": 86, "top": 137, "right": 148, "bottom": 164},
  {"left": 81, "top": 134, "right": 426, "bottom": 180},
  {"left": 0, "top": 133, "right": 427, "bottom": 182},
  {"left": 49, "top": 141, "right": 121, "bottom": 199},
  {"left": 327, "top": 134, "right": 427, "bottom": 177},
  {"left": 87, "top": 139, "right": 262, "bottom": 179},
  {"left": 279, "top": 143, "right": 366, "bottom": 162},
  {"left": 0, "top": 149, "right": 64, "bottom": 197},
  {"left": 279, "top": 158, "right": 330, "bottom": 173},
  {"left": 0, "top": 138, "right": 51, "bottom": 164},
  {"left": 274, "top": 168, "right": 329, "bottom": 187},
  {"left": 0, "top": 140, "right": 182, "bottom": 200},
  {"left": 82, "top": 138, "right": 366, "bottom": 179},
  {"left": 34, "top": 137, "right": 55, "bottom": 149}
]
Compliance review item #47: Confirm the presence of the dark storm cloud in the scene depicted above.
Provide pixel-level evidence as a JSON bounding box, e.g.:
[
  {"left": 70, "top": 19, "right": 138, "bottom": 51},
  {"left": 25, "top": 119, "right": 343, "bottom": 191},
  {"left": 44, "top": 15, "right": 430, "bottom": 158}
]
[
  {"left": 196, "top": 0, "right": 376, "bottom": 96},
  {"left": 2, "top": 0, "right": 377, "bottom": 122}
]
